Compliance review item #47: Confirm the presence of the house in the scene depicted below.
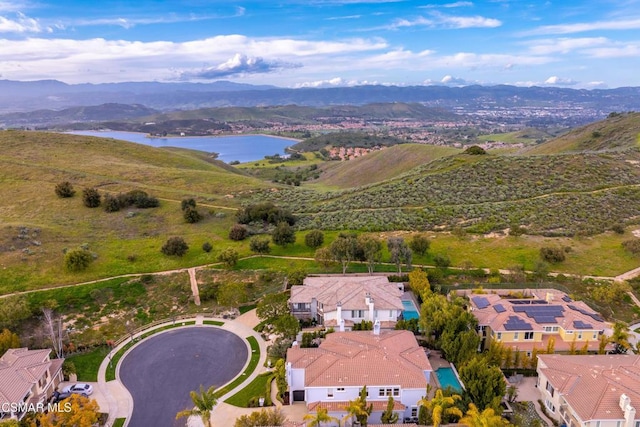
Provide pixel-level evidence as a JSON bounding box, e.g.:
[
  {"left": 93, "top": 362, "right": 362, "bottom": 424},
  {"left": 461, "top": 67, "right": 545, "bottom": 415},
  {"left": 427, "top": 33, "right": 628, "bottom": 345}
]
[
  {"left": 0, "top": 348, "right": 64, "bottom": 420},
  {"left": 537, "top": 354, "right": 640, "bottom": 426},
  {"left": 289, "top": 276, "right": 404, "bottom": 329},
  {"left": 460, "top": 288, "right": 610, "bottom": 355},
  {"left": 286, "top": 329, "right": 434, "bottom": 424}
]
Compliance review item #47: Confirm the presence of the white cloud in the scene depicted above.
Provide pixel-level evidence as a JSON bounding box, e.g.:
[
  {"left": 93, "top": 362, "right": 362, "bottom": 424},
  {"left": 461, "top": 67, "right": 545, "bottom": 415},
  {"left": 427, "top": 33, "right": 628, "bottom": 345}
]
[
  {"left": 543, "top": 76, "right": 579, "bottom": 86},
  {"left": 294, "top": 77, "right": 380, "bottom": 87},
  {"left": 440, "top": 75, "right": 471, "bottom": 85},
  {"left": 523, "top": 18, "right": 640, "bottom": 35},
  {"left": 0, "top": 12, "right": 40, "bottom": 33},
  {"left": 0, "top": 1, "right": 30, "bottom": 12},
  {"left": 388, "top": 12, "right": 501, "bottom": 30},
  {"left": 421, "top": 2, "right": 473, "bottom": 8},
  {"left": 526, "top": 37, "right": 609, "bottom": 55},
  {"left": 585, "top": 43, "right": 640, "bottom": 58},
  {"left": 586, "top": 81, "right": 608, "bottom": 88},
  {"left": 180, "top": 53, "right": 300, "bottom": 80}
]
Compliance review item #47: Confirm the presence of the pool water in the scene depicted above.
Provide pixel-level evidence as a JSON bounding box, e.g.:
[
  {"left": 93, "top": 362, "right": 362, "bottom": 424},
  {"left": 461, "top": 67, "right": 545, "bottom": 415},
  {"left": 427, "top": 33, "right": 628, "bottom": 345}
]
[
  {"left": 435, "top": 367, "right": 464, "bottom": 392},
  {"left": 402, "top": 300, "right": 420, "bottom": 320}
]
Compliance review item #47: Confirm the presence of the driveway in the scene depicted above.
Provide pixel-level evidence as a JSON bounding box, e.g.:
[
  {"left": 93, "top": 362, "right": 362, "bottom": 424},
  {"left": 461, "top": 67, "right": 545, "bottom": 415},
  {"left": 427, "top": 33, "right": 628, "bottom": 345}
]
[{"left": 119, "top": 327, "right": 248, "bottom": 427}]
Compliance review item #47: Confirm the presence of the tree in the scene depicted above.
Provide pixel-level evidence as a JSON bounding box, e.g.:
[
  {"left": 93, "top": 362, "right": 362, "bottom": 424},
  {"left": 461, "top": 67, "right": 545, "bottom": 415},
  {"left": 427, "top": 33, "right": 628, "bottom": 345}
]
[
  {"left": 273, "top": 314, "right": 300, "bottom": 339},
  {"left": 287, "top": 269, "right": 307, "bottom": 286},
  {"left": 55, "top": 181, "right": 75, "bottom": 198},
  {"left": 249, "top": 236, "right": 271, "bottom": 255},
  {"left": 329, "top": 233, "right": 362, "bottom": 274},
  {"left": 303, "top": 408, "right": 338, "bottom": 427},
  {"left": 202, "top": 242, "right": 213, "bottom": 253},
  {"left": 229, "top": 224, "right": 248, "bottom": 241},
  {"left": 418, "top": 389, "right": 462, "bottom": 427},
  {"left": 381, "top": 396, "right": 399, "bottom": 424},
  {"left": 183, "top": 206, "right": 202, "bottom": 223},
  {"left": 0, "top": 329, "right": 20, "bottom": 355},
  {"left": 387, "top": 237, "right": 412, "bottom": 274},
  {"left": 464, "top": 145, "right": 487, "bottom": 155},
  {"left": 176, "top": 385, "right": 217, "bottom": 427},
  {"left": 42, "top": 305, "right": 64, "bottom": 359},
  {"left": 459, "top": 403, "right": 510, "bottom": 427},
  {"left": 34, "top": 394, "right": 99, "bottom": 427},
  {"left": 272, "top": 221, "right": 296, "bottom": 247},
  {"left": 256, "top": 293, "right": 290, "bottom": 322},
  {"left": 216, "top": 282, "right": 248, "bottom": 308},
  {"left": 161, "top": 237, "right": 189, "bottom": 257},
  {"left": 408, "top": 269, "right": 431, "bottom": 298},
  {"left": 305, "top": 230, "right": 325, "bottom": 249},
  {"left": 181, "top": 198, "right": 197, "bottom": 211},
  {"left": 314, "top": 246, "right": 336, "bottom": 268},
  {"left": 218, "top": 247, "right": 239, "bottom": 269},
  {"left": 234, "top": 408, "right": 287, "bottom": 427},
  {"left": 459, "top": 356, "right": 506, "bottom": 411},
  {"left": 345, "top": 386, "right": 373, "bottom": 426},
  {"left": 81, "top": 187, "right": 101, "bottom": 208},
  {"left": 64, "top": 249, "right": 94, "bottom": 272},
  {"left": 0, "top": 296, "right": 31, "bottom": 331},
  {"left": 609, "top": 321, "right": 631, "bottom": 354},
  {"left": 359, "top": 235, "right": 382, "bottom": 274},
  {"left": 410, "top": 234, "right": 430, "bottom": 256},
  {"left": 237, "top": 202, "right": 295, "bottom": 228},
  {"left": 433, "top": 254, "right": 451, "bottom": 269}
]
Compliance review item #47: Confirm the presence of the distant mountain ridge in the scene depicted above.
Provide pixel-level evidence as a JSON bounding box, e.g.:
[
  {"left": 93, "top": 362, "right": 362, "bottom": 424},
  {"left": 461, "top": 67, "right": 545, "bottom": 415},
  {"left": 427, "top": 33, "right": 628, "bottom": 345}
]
[{"left": 1, "top": 79, "right": 640, "bottom": 119}]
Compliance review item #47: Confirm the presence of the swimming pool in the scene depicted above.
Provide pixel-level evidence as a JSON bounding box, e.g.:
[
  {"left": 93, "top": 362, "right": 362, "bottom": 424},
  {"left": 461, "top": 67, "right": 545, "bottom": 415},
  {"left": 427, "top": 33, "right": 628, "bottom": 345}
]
[
  {"left": 402, "top": 300, "right": 420, "bottom": 320},
  {"left": 435, "top": 367, "right": 464, "bottom": 393}
]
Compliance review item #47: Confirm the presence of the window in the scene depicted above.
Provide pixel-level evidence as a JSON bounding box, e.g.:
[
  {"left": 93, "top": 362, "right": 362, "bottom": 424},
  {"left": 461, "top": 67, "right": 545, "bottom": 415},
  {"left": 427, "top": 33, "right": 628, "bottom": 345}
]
[
  {"left": 545, "top": 399, "right": 555, "bottom": 413},
  {"left": 577, "top": 332, "right": 582, "bottom": 339},
  {"left": 295, "top": 303, "right": 307, "bottom": 310},
  {"left": 566, "top": 330, "right": 573, "bottom": 334},
  {"left": 514, "top": 332, "right": 519, "bottom": 341},
  {"left": 327, "top": 388, "right": 333, "bottom": 398},
  {"left": 352, "top": 310, "right": 364, "bottom": 318},
  {"left": 393, "top": 388, "right": 400, "bottom": 397},
  {"left": 379, "top": 389, "right": 385, "bottom": 397},
  {"left": 496, "top": 332, "right": 502, "bottom": 341},
  {"left": 337, "top": 388, "right": 345, "bottom": 392},
  {"left": 544, "top": 326, "right": 559, "bottom": 332},
  {"left": 593, "top": 332, "right": 598, "bottom": 340},
  {"left": 411, "top": 407, "right": 418, "bottom": 417},
  {"left": 524, "top": 331, "right": 534, "bottom": 340},
  {"left": 546, "top": 381, "right": 554, "bottom": 397}
]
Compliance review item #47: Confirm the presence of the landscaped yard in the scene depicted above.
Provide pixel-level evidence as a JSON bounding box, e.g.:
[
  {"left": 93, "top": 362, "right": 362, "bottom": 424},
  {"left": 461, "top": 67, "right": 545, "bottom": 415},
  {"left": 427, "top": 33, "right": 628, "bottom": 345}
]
[
  {"left": 225, "top": 372, "right": 273, "bottom": 407},
  {"left": 65, "top": 346, "right": 110, "bottom": 382}
]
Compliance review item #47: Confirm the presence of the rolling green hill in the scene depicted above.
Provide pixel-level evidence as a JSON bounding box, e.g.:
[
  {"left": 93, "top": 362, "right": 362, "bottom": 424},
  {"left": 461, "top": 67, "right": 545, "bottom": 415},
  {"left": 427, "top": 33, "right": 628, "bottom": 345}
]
[
  {"left": 0, "top": 131, "right": 265, "bottom": 291},
  {"left": 522, "top": 112, "right": 640, "bottom": 155},
  {"left": 314, "top": 144, "right": 461, "bottom": 188}
]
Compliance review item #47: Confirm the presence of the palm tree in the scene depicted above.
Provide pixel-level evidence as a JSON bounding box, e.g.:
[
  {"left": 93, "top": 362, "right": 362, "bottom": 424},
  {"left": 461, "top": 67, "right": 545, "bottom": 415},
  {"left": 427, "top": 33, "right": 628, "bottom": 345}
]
[
  {"left": 417, "top": 389, "right": 463, "bottom": 427},
  {"left": 459, "top": 403, "right": 511, "bottom": 427},
  {"left": 176, "top": 385, "right": 217, "bottom": 427},
  {"left": 303, "top": 407, "right": 339, "bottom": 427},
  {"left": 344, "top": 386, "right": 373, "bottom": 426}
]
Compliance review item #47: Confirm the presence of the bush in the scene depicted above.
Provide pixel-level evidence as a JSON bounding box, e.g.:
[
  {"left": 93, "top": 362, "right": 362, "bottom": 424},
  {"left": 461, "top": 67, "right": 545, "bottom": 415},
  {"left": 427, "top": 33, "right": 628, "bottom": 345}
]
[
  {"left": 622, "top": 239, "right": 640, "bottom": 254},
  {"left": 55, "top": 181, "right": 75, "bottom": 198},
  {"left": 304, "top": 230, "right": 325, "bottom": 249},
  {"left": 540, "top": 246, "right": 566, "bottom": 263},
  {"left": 161, "top": 237, "right": 189, "bottom": 257},
  {"left": 202, "top": 242, "right": 213, "bottom": 253},
  {"left": 272, "top": 222, "right": 296, "bottom": 247},
  {"left": 82, "top": 188, "right": 101, "bottom": 208},
  {"left": 611, "top": 223, "right": 625, "bottom": 234},
  {"left": 249, "top": 236, "right": 271, "bottom": 255},
  {"left": 287, "top": 269, "right": 307, "bottom": 286},
  {"left": 64, "top": 249, "right": 94, "bottom": 271},
  {"left": 183, "top": 207, "right": 202, "bottom": 224},
  {"left": 409, "top": 234, "right": 430, "bottom": 256},
  {"left": 103, "top": 194, "right": 122, "bottom": 212},
  {"left": 218, "top": 248, "right": 239, "bottom": 268},
  {"left": 433, "top": 254, "right": 451, "bottom": 269},
  {"left": 181, "top": 198, "right": 196, "bottom": 211},
  {"left": 229, "top": 224, "right": 248, "bottom": 241},
  {"left": 464, "top": 145, "right": 487, "bottom": 155}
]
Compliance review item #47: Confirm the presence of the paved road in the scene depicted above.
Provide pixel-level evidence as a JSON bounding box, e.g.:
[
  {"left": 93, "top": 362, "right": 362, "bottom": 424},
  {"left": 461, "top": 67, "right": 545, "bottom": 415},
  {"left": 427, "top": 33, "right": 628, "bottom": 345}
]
[{"left": 119, "top": 328, "right": 248, "bottom": 427}]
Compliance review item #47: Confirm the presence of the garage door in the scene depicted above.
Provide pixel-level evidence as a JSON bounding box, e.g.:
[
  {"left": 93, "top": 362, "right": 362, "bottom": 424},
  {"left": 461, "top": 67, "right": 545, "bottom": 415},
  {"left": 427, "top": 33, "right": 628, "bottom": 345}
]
[{"left": 292, "top": 390, "right": 305, "bottom": 402}]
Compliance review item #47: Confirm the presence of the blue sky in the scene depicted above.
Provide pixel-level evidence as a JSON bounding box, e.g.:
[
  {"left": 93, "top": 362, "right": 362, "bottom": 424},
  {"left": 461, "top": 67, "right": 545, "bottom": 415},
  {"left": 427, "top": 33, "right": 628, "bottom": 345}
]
[{"left": 0, "top": 0, "right": 639, "bottom": 88}]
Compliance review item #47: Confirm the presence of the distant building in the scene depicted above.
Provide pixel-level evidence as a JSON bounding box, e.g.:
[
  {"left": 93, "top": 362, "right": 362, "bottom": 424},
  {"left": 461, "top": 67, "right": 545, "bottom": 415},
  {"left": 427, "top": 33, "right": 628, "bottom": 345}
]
[
  {"left": 286, "top": 330, "right": 433, "bottom": 424},
  {"left": 289, "top": 276, "right": 404, "bottom": 330},
  {"left": 537, "top": 354, "right": 640, "bottom": 426},
  {"left": 0, "top": 348, "right": 64, "bottom": 420},
  {"left": 460, "top": 288, "right": 611, "bottom": 354}
]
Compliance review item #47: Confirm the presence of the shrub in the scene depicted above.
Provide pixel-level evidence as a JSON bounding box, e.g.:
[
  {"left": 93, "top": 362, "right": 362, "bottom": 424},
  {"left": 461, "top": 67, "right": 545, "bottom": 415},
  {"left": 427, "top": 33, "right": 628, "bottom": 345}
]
[
  {"left": 249, "top": 236, "right": 271, "bottom": 255},
  {"left": 183, "top": 207, "right": 202, "bottom": 224},
  {"left": 55, "top": 181, "right": 75, "bottom": 198},
  {"left": 304, "top": 230, "right": 325, "bottom": 249},
  {"left": 622, "top": 239, "right": 640, "bottom": 254},
  {"left": 540, "top": 246, "right": 566, "bottom": 263},
  {"left": 611, "top": 223, "right": 625, "bottom": 234},
  {"left": 103, "top": 194, "right": 122, "bottom": 212},
  {"left": 272, "top": 222, "right": 296, "bottom": 247},
  {"left": 464, "top": 145, "right": 487, "bottom": 155},
  {"left": 218, "top": 247, "right": 239, "bottom": 268},
  {"left": 161, "top": 237, "right": 189, "bottom": 257},
  {"left": 433, "top": 254, "right": 451, "bottom": 269},
  {"left": 181, "top": 198, "right": 197, "bottom": 211},
  {"left": 202, "top": 242, "right": 213, "bottom": 253},
  {"left": 409, "top": 234, "right": 430, "bottom": 256},
  {"left": 287, "top": 269, "right": 307, "bottom": 286},
  {"left": 229, "top": 224, "right": 248, "bottom": 241},
  {"left": 64, "top": 249, "right": 94, "bottom": 271},
  {"left": 82, "top": 188, "right": 101, "bottom": 208}
]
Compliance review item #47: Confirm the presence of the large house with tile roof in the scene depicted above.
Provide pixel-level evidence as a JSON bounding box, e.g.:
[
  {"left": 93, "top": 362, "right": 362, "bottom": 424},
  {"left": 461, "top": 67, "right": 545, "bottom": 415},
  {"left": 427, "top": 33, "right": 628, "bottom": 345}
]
[
  {"left": 461, "top": 289, "right": 611, "bottom": 355},
  {"left": 289, "top": 276, "right": 404, "bottom": 330},
  {"left": 286, "top": 330, "right": 433, "bottom": 424},
  {"left": 537, "top": 354, "right": 640, "bottom": 427},
  {"left": 0, "top": 348, "right": 64, "bottom": 420}
]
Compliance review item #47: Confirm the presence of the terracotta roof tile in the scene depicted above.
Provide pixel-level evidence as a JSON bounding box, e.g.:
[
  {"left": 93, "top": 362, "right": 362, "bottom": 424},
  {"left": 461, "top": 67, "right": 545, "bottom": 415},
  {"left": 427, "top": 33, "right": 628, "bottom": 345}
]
[{"left": 0, "top": 348, "right": 60, "bottom": 405}]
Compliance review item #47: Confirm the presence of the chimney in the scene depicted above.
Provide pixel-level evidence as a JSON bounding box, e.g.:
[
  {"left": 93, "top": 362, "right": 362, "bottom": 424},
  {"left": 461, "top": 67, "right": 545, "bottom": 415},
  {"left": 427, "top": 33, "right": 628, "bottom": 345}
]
[
  {"left": 373, "top": 319, "right": 381, "bottom": 335},
  {"left": 339, "top": 318, "right": 345, "bottom": 332},
  {"left": 368, "top": 297, "right": 375, "bottom": 322},
  {"left": 365, "top": 292, "right": 371, "bottom": 305},
  {"left": 546, "top": 292, "right": 553, "bottom": 303},
  {"left": 336, "top": 301, "right": 342, "bottom": 328}
]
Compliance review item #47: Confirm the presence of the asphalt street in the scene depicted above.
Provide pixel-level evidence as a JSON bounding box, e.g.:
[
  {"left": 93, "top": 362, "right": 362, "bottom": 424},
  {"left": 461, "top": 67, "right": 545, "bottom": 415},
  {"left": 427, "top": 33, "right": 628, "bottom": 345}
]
[{"left": 119, "top": 327, "right": 248, "bottom": 427}]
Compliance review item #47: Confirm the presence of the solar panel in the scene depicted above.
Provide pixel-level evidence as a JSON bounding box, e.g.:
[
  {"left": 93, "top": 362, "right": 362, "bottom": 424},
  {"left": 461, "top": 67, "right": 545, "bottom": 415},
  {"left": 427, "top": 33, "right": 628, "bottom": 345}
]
[
  {"left": 573, "top": 320, "right": 594, "bottom": 329},
  {"left": 494, "top": 304, "right": 506, "bottom": 313},
  {"left": 471, "top": 296, "right": 490, "bottom": 309},
  {"left": 562, "top": 295, "right": 572, "bottom": 302},
  {"left": 534, "top": 316, "right": 559, "bottom": 324},
  {"left": 531, "top": 300, "right": 548, "bottom": 304},
  {"left": 567, "top": 304, "right": 604, "bottom": 322},
  {"left": 504, "top": 316, "right": 533, "bottom": 331}
]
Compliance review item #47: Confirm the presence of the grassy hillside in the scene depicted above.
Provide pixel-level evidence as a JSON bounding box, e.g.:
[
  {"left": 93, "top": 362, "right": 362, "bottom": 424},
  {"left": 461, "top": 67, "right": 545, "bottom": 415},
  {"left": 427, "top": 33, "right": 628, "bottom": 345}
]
[
  {"left": 0, "top": 131, "right": 266, "bottom": 292},
  {"left": 314, "top": 144, "right": 461, "bottom": 188},
  {"left": 523, "top": 112, "right": 640, "bottom": 155},
  {"left": 477, "top": 128, "right": 561, "bottom": 145}
]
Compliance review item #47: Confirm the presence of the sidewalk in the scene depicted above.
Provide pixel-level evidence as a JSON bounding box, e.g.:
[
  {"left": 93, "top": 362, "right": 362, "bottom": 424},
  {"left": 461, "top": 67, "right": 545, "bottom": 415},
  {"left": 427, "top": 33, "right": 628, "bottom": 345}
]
[{"left": 96, "top": 310, "right": 269, "bottom": 427}]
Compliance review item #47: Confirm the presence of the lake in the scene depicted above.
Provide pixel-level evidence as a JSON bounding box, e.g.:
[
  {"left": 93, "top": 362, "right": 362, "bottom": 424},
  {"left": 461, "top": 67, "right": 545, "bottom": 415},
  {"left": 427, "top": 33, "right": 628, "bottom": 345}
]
[{"left": 68, "top": 130, "right": 297, "bottom": 163}]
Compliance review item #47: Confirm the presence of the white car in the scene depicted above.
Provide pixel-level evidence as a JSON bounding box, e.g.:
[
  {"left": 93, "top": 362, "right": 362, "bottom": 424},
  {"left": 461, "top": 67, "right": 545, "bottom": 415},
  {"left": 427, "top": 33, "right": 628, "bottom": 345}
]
[{"left": 62, "top": 383, "right": 93, "bottom": 396}]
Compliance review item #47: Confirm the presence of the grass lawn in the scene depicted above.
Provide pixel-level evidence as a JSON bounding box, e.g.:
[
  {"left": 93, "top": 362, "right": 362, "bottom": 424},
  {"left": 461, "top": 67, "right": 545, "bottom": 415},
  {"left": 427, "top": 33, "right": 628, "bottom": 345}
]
[
  {"left": 66, "top": 346, "right": 110, "bottom": 382},
  {"left": 112, "top": 419, "right": 126, "bottom": 427},
  {"left": 214, "top": 336, "right": 261, "bottom": 398},
  {"left": 225, "top": 372, "right": 273, "bottom": 407},
  {"left": 203, "top": 320, "right": 225, "bottom": 326}
]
